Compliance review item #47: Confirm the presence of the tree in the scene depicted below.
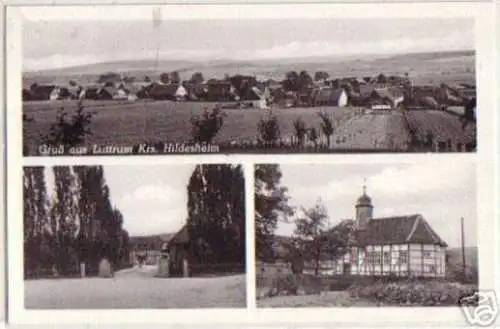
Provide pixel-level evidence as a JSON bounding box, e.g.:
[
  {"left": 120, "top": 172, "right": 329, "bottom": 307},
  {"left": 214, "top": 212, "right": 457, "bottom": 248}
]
[
  {"left": 190, "top": 72, "right": 204, "bottom": 85},
  {"left": 23, "top": 166, "right": 50, "bottom": 278},
  {"left": 42, "top": 102, "right": 96, "bottom": 150},
  {"left": 299, "top": 70, "right": 313, "bottom": 89},
  {"left": 50, "top": 166, "right": 80, "bottom": 275},
  {"left": 170, "top": 71, "right": 181, "bottom": 84},
  {"left": 254, "top": 164, "right": 293, "bottom": 262},
  {"left": 318, "top": 112, "right": 334, "bottom": 148},
  {"left": 293, "top": 199, "right": 329, "bottom": 275},
  {"left": 314, "top": 71, "right": 330, "bottom": 81},
  {"left": 160, "top": 72, "right": 170, "bottom": 84},
  {"left": 257, "top": 111, "right": 281, "bottom": 146},
  {"left": 377, "top": 73, "right": 387, "bottom": 85},
  {"left": 97, "top": 72, "right": 121, "bottom": 84},
  {"left": 187, "top": 164, "right": 246, "bottom": 273},
  {"left": 283, "top": 71, "right": 300, "bottom": 92},
  {"left": 293, "top": 117, "right": 308, "bottom": 147},
  {"left": 190, "top": 106, "right": 225, "bottom": 143},
  {"left": 144, "top": 76, "right": 152, "bottom": 83},
  {"left": 294, "top": 199, "right": 354, "bottom": 276}
]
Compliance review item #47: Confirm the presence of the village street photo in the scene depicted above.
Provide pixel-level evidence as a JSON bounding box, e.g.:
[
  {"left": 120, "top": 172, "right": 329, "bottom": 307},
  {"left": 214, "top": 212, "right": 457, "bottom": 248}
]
[
  {"left": 23, "top": 164, "right": 246, "bottom": 309},
  {"left": 255, "top": 160, "right": 478, "bottom": 307},
  {"left": 22, "top": 15, "right": 476, "bottom": 155}
]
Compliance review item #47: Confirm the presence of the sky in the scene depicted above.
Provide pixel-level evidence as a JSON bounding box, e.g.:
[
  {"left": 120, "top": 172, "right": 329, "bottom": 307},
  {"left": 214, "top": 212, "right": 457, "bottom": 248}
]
[
  {"left": 23, "top": 18, "right": 474, "bottom": 71},
  {"left": 45, "top": 164, "right": 197, "bottom": 237},
  {"left": 274, "top": 159, "right": 477, "bottom": 248}
]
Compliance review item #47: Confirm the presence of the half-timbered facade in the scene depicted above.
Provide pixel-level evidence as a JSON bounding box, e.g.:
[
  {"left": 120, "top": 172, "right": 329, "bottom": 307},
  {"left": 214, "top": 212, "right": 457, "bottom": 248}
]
[{"left": 312, "top": 187, "right": 448, "bottom": 278}]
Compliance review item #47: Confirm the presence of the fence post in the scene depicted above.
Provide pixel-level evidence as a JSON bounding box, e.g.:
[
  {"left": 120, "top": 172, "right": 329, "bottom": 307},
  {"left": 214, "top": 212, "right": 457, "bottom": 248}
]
[{"left": 80, "top": 262, "right": 86, "bottom": 278}]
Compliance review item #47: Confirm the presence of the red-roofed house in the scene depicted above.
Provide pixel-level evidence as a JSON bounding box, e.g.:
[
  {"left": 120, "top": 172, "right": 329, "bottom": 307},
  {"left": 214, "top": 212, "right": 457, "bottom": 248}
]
[{"left": 317, "top": 187, "right": 447, "bottom": 278}]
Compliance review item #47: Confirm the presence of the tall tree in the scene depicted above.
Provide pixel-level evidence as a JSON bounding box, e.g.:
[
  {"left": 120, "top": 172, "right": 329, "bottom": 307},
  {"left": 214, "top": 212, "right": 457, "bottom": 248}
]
[
  {"left": 293, "top": 199, "right": 329, "bottom": 275},
  {"left": 283, "top": 71, "right": 300, "bottom": 92},
  {"left": 299, "top": 70, "right": 313, "bottom": 89},
  {"left": 187, "top": 164, "right": 246, "bottom": 271},
  {"left": 294, "top": 199, "right": 354, "bottom": 276},
  {"left": 51, "top": 166, "right": 79, "bottom": 275},
  {"left": 23, "top": 167, "right": 49, "bottom": 277},
  {"left": 254, "top": 164, "right": 293, "bottom": 262}
]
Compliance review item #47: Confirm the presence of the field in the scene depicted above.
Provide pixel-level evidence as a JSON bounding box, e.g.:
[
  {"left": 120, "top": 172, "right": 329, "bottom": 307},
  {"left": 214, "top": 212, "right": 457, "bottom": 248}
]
[
  {"left": 25, "top": 265, "right": 246, "bottom": 309},
  {"left": 406, "top": 110, "right": 476, "bottom": 146},
  {"left": 23, "top": 98, "right": 476, "bottom": 155},
  {"left": 22, "top": 100, "right": 403, "bottom": 154}
]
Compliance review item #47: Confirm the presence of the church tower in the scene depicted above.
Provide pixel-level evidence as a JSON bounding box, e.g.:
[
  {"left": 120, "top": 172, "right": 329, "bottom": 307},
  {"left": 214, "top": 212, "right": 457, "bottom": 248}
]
[{"left": 355, "top": 181, "right": 373, "bottom": 229}]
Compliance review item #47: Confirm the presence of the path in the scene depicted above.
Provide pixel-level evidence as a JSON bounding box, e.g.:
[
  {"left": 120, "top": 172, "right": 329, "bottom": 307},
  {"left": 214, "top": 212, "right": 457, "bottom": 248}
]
[
  {"left": 25, "top": 266, "right": 246, "bottom": 309},
  {"left": 257, "top": 291, "right": 377, "bottom": 308}
]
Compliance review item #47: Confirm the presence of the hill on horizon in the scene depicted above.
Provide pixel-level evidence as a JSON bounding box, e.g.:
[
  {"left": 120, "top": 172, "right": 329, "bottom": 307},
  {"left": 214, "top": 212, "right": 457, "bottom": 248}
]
[{"left": 23, "top": 50, "right": 475, "bottom": 88}]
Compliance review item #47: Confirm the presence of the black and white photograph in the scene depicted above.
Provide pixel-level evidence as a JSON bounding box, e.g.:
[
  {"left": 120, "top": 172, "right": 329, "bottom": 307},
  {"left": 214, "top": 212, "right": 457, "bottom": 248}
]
[
  {"left": 255, "top": 160, "right": 478, "bottom": 307},
  {"left": 23, "top": 164, "right": 246, "bottom": 309},
  {"left": 21, "top": 14, "right": 476, "bottom": 156}
]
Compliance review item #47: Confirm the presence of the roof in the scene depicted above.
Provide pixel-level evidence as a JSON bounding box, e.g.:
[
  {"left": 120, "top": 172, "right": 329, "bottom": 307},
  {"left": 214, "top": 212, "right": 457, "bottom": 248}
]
[
  {"left": 168, "top": 224, "right": 189, "bottom": 245},
  {"left": 313, "top": 88, "right": 345, "bottom": 103},
  {"left": 356, "top": 193, "right": 372, "bottom": 207},
  {"left": 149, "top": 83, "right": 179, "bottom": 97},
  {"left": 355, "top": 214, "right": 448, "bottom": 247}
]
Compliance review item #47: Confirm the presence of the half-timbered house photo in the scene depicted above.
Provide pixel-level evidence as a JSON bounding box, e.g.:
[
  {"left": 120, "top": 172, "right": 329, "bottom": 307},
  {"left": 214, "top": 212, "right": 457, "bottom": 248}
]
[{"left": 255, "top": 160, "right": 478, "bottom": 307}]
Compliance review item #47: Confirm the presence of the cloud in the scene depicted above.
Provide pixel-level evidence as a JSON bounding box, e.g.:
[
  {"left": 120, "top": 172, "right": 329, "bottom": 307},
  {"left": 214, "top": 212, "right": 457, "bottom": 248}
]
[
  {"left": 121, "top": 184, "right": 182, "bottom": 203},
  {"left": 277, "top": 160, "right": 477, "bottom": 247},
  {"left": 248, "top": 31, "right": 473, "bottom": 60}
]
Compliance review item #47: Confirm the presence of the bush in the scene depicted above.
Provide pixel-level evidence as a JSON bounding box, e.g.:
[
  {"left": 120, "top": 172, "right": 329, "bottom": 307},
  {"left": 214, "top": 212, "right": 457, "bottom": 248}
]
[
  {"left": 190, "top": 106, "right": 225, "bottom": 143},
  {"left": 348, "top": 279, "right": 477, "bottom": 306},
  {"left": 41, "top": 102, "right": 96, "bottom": 148},
  {"left": 257, "top": 111, "right": 281, "bottom": 145}
]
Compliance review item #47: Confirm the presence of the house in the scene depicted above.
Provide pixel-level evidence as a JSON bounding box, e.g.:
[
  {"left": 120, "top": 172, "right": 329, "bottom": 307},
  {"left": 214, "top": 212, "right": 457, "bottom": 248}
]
[
  {"left": 370, "top": 87, "right": 405, "bottom": 109},
  {"left": 436, "top": 84, "right": 463, "bottom": 106},
  {"left": 129, "top": 233, "right": 175, "bottom": 266},
  {"left": 97, "top": 86, "right": 117, "bottom": 100},
  {"left": 166, "top": 224, "right": 191, "bottom": 277},
  {"left": 79, "top": 86, "right": 100, "bottom": 100},
  {"left": 149, "top": 83, "right": 187, "bottom": 101},
  {"left": 29, "top": 84, "right": 57, "bottom": 100},
  {"left": 314, "top": 186, "right": 447, "bottom": 277},
  {"left": 205, "top": 80, "right": 238, "bottom": 102},
  {"left": 311, "top": 88, "right": 348, "bottom": 107}
]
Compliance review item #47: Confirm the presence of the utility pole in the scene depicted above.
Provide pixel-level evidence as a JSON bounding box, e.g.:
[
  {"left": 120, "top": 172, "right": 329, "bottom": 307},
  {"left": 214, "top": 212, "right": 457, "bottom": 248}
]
[{"left": 461, "top": 217, "right": 467, "bottom": 280}]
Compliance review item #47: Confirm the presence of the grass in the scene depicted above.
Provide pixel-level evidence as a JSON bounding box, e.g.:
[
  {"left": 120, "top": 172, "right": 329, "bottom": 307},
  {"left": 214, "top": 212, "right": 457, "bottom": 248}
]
[
  {"left": 257, "top": 291, "right": 377, "bottom": 308},
  {"left": 23, "top": 100, "right": 416, "bottom": 155},
  {"left": 25, "top": 265, "right": 246, "bottom": 309}
]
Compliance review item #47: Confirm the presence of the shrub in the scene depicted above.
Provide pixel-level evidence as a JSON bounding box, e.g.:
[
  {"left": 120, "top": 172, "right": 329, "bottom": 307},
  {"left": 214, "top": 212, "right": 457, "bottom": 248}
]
[
  {"left": 41, "top": 101, "right": 95, "bottom": 148},
  {"left": 348, "top": 279, "right": 477, "bottom": 306},
  {"left": 190, "top": 106, "right": 225, "bottom": 143},
  {"left": 293, "top": 117, "right": 307, "bottom": 146},
  {"left": 257, "top": 111, "right": 281, "bottom": 145}
]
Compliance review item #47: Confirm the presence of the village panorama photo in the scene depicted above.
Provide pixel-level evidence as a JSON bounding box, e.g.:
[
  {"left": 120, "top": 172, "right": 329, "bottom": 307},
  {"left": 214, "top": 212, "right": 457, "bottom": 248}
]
[
  {"left": 255, "top": 160, "right": 478, "bottom": 307},
  {"left": 20, "top": 13, "right": 477, "bottom": 156},
  {"left": 22, "top": 164, "right": 246, "bottom": 309}
]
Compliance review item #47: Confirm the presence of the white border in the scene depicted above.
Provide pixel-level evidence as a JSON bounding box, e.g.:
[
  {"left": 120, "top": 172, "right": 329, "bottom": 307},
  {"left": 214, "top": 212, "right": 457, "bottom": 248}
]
[{"left": 7, "top": 2, "right": 498, "bottom": 326}]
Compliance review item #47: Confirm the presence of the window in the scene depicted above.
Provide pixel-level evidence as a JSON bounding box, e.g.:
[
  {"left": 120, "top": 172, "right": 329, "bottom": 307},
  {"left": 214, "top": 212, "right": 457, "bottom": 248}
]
[
  {"left": 427, "top": 265, "right": 436, "bottom": 274},
  {"left": 423, "top": 251, "right": 432, "bottom": 258},
  {"left": 383, "top": 251, "right": 391, "bottom": 265},
  {"left": 398, "top": 251, "right": 408, "bottom": 264},
  {"left": 374, "top": 251, "right": 382, "bottom": 265}
]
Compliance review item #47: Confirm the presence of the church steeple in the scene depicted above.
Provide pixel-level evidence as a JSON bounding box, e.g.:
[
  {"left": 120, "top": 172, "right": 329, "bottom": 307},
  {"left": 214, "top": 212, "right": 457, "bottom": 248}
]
[{"left": 355, "top": 179, "right": 373, "bottom": 229}]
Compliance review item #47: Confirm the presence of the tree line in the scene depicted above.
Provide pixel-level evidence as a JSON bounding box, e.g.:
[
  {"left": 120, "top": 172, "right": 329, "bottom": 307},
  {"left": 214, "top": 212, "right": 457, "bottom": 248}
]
[
  {"left": 186, "top": 164, "right": 245, "bottom": 274},
  {"left": 24, "top": 165, "right": 130, "bottom": 278},
  {"left": 254, "top": 164, "right": 352, "bottom": 275}
]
